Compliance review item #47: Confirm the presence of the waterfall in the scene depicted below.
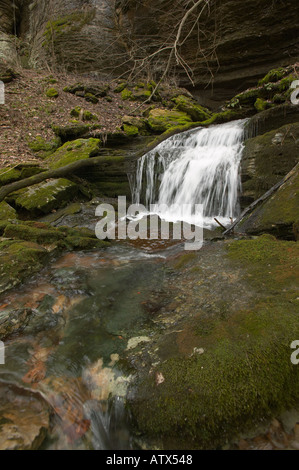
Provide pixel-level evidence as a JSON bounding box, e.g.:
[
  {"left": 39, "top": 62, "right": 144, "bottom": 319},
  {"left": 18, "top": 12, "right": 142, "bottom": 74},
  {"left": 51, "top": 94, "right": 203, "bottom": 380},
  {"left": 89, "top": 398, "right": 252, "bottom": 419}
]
[{"left": 132, "top": 119, "right": 247, "bottom": 228}]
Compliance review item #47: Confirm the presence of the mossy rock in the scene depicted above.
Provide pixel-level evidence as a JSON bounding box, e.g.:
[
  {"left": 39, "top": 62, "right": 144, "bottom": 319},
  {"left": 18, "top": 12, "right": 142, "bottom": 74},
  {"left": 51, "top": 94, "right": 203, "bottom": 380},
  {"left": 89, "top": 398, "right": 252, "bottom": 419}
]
[
  {"left": 254, "top": 98, "right": 271, "bottom": 112},
  {"left": 3, "top": 223, "right": 64, "bottom": 245},
  {"left": 45, "top": 88, "right": 59, "bottom": 98},
  {"left": 237, "top": 164, "right": 299, "bottom": 239},
  {"left": 27, "top": 136, "right": 61, "bottom": 157},
  {"left": 123, "top": 124, "right": 139, "bottom": 136},
  {"left": 114, "top": 82, "right": 127, "bottom": 93},
  {"left": 46, "top": 138, "right": 101, "bottom": 169},
  {"left": 122, "top": 115, "right": 149, "bottom": 136},
  {"left": 128, "top": 236, "right": 299, "bottom": 448},
  {"left": 70, "top": 107, "right": 98, "bottom": 121},
  {"left": 121, "top": 88, "right": 134, "bottom": 101},
  {"left": 147, "top": 109, "right": 192, "bottom": 133},
  {"left": 84, "top": 93, "right": 99, "bottom": 104},
  {"left": 0, "top": 201, "right": 17, "bottom": 221},
  {"left": 0, "top": 66, "right": 16, "bottom": 83},
  {"left": 0, "top": 240, "right": 49, "bottom": 295},
  {"left": 132, "top": 89, "right": 152, "bottom": 102},
  {"left": 52, "top": 123, "right": 101, "bottom": 141},
  {"left": 64, "top": 83, "right": 108, "bottom": 103},
  {"left": 7, "top": 178, "right": 79, "bottom": 217},
  {"left": 258, "top": 67, "right": 289, "bottom": 86},
  {"left": 241, "top": 122, "right": 299, "bottom": 203},
  {"left": 172, "top": 95, "right": 211, "bottom": 121}
]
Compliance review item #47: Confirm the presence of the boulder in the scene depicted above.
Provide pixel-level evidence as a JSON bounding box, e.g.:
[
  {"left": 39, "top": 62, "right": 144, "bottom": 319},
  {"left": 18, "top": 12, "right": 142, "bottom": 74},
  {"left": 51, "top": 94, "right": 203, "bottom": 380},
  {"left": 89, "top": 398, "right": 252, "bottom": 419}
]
[
  {"left": 7, "top": 178, "right": 79, "bottom": 216},
  {"left": 147, "top": 109, "right": 192, "bottom": 133},
  {"left": 237, "top": 164, "right": 299, "bottom": 240},
  {"left": 241, "top": 122, "right": 299, "bottom": 205}
]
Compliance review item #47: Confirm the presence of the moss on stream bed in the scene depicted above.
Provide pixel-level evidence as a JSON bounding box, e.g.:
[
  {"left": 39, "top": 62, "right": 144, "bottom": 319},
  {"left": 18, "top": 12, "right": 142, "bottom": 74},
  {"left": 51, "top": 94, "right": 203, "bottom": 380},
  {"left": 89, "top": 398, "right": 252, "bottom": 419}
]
[{"left": 127, "top": 235, "right": 299, "bottom": 449}]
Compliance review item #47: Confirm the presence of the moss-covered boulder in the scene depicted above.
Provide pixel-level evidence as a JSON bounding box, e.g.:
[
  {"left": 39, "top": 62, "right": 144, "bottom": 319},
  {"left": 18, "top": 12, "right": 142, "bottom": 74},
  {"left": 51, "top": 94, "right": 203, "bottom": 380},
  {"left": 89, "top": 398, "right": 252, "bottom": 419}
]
[
  {"left": 7, "top": 178, "right": 79, "bottom": 217},
  {"left": 0, "top": 240, "right": 49, "bottom": 294},
  {"left": 46, "top": 138, "right": 101, "bottom": 169},
  {"left": 241, "top": 122, "right": 299, "bottom": 205},
  {"left": 53, "top": 123, "right": 102, "bottom": 141},
  {"left": 27, "top": 136, "right": 61, "bottom": 158},
  {"left": 0, "top": 201, "right": 17, "bottom": 221},
  {"left": 70, "top": 107, "right": 98, "bottom": 121},
  {"left": 45, "top": 87, "right": 59, "bottom": 98},
  {"left": 122, "top": 115, "right": 149, "bottom": 136},
  {"left": 172, "top": 95, "right": 211, "bottom": 121},
  {"left": 237, "top": 164, "right": 299, "bottom": 240},
  {"left": 63, "top": 82, "right": 108, "bottom": 103},
  {"left": 147, "top": 109, "right": 193, "bottom": 133},
  {"left": 127, "top": 235, "right": 299, "bottom": 448}
]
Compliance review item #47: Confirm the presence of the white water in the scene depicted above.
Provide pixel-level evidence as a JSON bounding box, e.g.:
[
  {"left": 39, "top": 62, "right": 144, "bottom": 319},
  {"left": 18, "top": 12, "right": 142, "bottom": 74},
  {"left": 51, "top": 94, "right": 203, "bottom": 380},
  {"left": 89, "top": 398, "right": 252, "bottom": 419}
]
[{"left": 132, "top": 119, "right": 247, "bottom": 228}]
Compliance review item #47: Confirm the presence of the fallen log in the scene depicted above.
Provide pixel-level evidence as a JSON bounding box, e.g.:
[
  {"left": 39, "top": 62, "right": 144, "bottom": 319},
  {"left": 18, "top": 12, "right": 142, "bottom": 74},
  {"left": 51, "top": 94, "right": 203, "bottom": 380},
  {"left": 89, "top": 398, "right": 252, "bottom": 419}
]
[
  {"left": 0, "top": 155, "right": 124, "bottom": 203},
  {"left": 223, "top": 162, "right": 299, "bottom": 236}
]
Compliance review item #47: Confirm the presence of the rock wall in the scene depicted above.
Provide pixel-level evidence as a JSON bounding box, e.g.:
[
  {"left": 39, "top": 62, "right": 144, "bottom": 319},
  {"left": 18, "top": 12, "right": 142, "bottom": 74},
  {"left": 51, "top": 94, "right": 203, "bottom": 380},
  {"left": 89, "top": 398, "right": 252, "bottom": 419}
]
[{"left": 1, "top": 0, "right": 298, "bottom": 104}]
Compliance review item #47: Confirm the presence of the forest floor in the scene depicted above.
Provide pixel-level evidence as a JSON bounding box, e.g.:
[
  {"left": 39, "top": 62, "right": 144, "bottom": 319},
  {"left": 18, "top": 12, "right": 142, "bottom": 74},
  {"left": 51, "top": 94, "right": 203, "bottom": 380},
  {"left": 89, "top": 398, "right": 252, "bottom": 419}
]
[{"left": 0, "top": 69, "right": 150, "bottom": 169}]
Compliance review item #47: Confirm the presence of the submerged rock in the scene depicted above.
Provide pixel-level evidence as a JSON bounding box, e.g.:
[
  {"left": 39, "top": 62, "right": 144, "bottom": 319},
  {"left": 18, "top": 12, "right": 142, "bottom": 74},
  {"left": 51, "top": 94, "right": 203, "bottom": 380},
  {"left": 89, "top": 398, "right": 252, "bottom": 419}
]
[{"left": 0, "top": 383, "right": 50, "bottom": 450}]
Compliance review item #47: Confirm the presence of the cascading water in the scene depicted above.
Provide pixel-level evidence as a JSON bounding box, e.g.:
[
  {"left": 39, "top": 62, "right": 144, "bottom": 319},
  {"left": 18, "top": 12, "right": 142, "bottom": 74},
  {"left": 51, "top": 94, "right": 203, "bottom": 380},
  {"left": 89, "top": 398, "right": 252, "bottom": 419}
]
[{"left": 132, "top": 119, "right": 247, "bottom": 228}]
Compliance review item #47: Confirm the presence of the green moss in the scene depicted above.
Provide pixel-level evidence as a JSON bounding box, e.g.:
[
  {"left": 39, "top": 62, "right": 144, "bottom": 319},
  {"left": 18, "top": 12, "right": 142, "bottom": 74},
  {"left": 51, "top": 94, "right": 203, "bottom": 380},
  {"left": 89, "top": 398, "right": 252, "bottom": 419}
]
[
  {"left": 121, "top": 88, "right": 134, "bottom": 101},
  {"left": 147, "top": 109, "right": 192, "bottom": 133},
  {"left": 0, "top": 240, "right": 49, "bottom": 294},
  {"left": 0, "top": 202, "right": 17, "bottom": 221},
  {"left": 114, "top": 82, "right": 127, "bottom": 93},
  {"left": 131, "top": 235, "right": 299, "bottom": 448},
  {"left": 258, "top": 67, "right": 288, "bottom": 86},
  {"left": 254, "top": 98, "right": 269, "bottom": 112},
  {"left": 238, "top": 165, "right": 299, "bottom": 239},
  {"left": 27, "top": 135, "right": 61, "bottom": 157},
  {"left": 123, "top": 124, "right": 139, "bottom": 136},
  {"left": 45, "top": 88, "right": 59, "bottom": 98},
  {"left": 42, "top": 10, "right": 96, "bottom": 49},
  {"left": 84, "top": 93, "right": 99, "bottom": 104},
  {"left": 4, "top": 223, "right": 64, "bottom": 244},
  {"left": 8, "top": 178, "right": 79, "bottom": 216},
  {"left": 52, "top": 123, "right": 101, "bottom": 141},
  {"left": 46, "top": 138, "right": 101, "bottom": 169},
  {"left": 172, "top": 95, "right": 211, "bottom": 121},
  {"left": 70, "top": 107, "right": 98, "bottom": 121}
]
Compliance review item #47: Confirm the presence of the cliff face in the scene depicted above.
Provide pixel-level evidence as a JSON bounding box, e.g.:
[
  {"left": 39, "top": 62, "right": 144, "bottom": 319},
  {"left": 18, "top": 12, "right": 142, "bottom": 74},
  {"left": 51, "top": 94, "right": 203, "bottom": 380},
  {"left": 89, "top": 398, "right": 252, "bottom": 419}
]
[{"left": 1, "top": 0, "right": 298, "bottom": 104}]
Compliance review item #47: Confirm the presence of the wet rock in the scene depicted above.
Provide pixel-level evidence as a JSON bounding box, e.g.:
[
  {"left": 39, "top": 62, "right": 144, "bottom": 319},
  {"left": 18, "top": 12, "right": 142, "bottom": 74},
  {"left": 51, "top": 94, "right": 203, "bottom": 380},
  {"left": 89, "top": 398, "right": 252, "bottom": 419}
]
[
  {"left": 126, "top": 236, "right": 299, "bottom": 448},
  {"left": 241, "top": 122, "right": 299, "bottom": 205},
  {"left": 0, "top": 307, "right": 32, "bottom": 339},
  {"left": 237, "top": 164, "right": 299, "bottom": 239},
  {"left": 0, "top": 240, "right": 49, "bottom": 295},
  {"left": 0, "top": 383, "right": 50, "bottom": 450}
]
